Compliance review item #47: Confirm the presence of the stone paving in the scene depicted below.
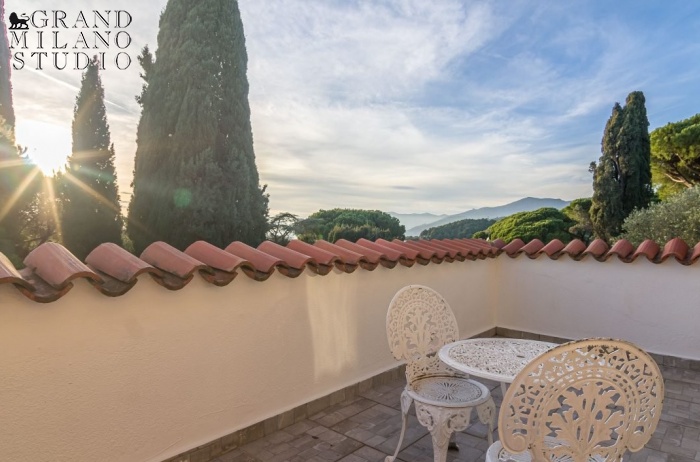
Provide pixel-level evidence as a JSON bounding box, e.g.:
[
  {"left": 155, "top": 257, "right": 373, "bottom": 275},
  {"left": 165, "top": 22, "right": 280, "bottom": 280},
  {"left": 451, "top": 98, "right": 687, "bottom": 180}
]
[{"left": 211, "top": 364, "right": 700, "bottom": 462}]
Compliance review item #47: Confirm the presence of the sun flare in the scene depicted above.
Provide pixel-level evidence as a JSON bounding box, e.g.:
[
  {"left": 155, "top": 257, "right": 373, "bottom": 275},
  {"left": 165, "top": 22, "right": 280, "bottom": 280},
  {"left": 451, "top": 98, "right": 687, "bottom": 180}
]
[{"left": 15, "top": 120, "right": 71, "bottom": 176}]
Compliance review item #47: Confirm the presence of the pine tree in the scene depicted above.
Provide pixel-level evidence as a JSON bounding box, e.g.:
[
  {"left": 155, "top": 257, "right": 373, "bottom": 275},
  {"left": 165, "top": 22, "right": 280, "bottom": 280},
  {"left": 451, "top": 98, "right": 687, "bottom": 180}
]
[
  {"left": 60, "top": 56, "right": 122, "bottom": 260},
  {"left": 590, "top": 92, "right": 653, "bottom": 242},
  {"left": 127, "top": 0, "right": 268, "bottom": 254}
]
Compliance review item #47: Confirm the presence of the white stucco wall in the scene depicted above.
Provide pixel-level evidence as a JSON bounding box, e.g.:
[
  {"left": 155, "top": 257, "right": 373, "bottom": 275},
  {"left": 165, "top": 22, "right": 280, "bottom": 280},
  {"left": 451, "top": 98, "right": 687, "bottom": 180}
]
[
  {"left": 0, "top": 259, "right": 498, "bottom": 462},
  {"left": 495, "top": 256, "right": 700, "bottom": 361}
]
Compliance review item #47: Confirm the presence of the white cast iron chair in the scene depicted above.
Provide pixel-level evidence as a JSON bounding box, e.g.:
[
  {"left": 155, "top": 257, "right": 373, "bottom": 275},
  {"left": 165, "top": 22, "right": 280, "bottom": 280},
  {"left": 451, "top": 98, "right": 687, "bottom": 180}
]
[
  {"left": 385, "top": 285, "right": 496, "bottom": 462},
  {"left": 486, "top": 338, "right": 664, "bottom": 462}
]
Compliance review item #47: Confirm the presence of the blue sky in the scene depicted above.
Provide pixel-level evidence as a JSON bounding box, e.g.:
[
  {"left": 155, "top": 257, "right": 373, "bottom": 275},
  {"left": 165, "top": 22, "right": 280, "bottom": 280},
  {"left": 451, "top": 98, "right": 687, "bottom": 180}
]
[{"left": 8, "top": 0, "right": 700, "bottom": 216}]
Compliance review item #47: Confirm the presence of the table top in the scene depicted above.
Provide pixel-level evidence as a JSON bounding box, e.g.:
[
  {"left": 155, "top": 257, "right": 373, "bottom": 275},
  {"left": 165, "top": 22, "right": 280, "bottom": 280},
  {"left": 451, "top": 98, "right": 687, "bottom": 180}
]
[{"left": 438, "top": 338, "right": 558, "bottom": 383}]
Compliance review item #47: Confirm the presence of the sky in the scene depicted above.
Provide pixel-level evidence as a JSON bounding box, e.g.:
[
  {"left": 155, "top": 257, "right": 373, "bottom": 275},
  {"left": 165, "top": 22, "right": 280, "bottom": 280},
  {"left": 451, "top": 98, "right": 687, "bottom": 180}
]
[{"left": 6, "top": 1, "right": 700, "bottom": 217}]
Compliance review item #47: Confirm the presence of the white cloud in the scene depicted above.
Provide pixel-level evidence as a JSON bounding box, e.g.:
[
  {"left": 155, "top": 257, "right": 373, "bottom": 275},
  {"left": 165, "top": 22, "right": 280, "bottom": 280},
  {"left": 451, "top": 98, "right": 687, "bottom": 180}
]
[{"left": 7, "top": 0, "right": 700, "bottom": 219}]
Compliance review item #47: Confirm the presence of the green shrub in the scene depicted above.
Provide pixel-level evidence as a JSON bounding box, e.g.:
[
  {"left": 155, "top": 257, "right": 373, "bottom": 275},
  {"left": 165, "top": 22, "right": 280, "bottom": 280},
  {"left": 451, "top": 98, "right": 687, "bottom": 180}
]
[{"left": 621, "top": 186, "right": 700, "bottom": 245}]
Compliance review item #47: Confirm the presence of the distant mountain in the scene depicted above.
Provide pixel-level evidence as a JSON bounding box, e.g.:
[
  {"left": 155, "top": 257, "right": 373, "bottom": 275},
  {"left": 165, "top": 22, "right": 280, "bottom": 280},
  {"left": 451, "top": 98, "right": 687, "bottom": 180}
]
[
  {"left": 406, "top": 197, "right": 570, "bottom": 236},
  {"left": 389, "top": 212, "right": 448, "bottom": 231}
]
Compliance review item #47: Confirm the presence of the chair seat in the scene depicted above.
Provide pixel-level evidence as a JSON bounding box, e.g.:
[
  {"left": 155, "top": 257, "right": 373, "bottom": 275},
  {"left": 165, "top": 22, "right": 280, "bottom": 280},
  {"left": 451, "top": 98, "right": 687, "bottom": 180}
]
[
  {"left": 407, "top": 376, "right": 490, "bottom": 408},
  {"left": 486, "top": 439, "right": 609, "bottom": 462}
]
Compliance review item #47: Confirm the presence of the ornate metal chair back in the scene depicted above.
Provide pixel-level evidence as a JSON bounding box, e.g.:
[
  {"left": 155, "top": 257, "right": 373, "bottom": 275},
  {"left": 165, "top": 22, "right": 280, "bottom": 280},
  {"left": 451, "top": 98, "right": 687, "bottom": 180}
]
[
  {"left": 386, "top": 285, "right": 461, "bottom": 383},
  {"left": 499, "top": 338, "right": 664, "bottom": 461}
]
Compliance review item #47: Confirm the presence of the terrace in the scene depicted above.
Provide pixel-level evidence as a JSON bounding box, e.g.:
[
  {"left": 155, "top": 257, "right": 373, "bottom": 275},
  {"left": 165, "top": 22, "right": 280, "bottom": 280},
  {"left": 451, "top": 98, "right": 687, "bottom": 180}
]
[{"left": 1, "top": 236, "right": 698, "bottom": 461}]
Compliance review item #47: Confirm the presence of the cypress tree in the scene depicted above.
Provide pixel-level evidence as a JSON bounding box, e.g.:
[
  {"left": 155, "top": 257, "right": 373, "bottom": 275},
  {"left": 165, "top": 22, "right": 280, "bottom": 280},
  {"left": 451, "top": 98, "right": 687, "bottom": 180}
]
[
  {"left": 590, "top": 92, "right": 653, "bottom": 242},
  {"left": 0, "top": 0, "right": 41, "bottom": 265},
  {"left": 127, "top": 0, "right": 268, "bottom": 254},
  {"left": 0, "top": 0, "right": 13, "bottom": 129},
  {"left": 60, "top": 56, "right": 122, "bottom": 260}
]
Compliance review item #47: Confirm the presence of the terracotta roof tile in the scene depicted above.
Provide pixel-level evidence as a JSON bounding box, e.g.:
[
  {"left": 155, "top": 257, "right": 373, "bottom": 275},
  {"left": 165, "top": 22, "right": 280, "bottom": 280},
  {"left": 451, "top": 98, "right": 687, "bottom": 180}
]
[
  {"left": 691, "top": 242, "right": 700, "bottom": 264},
  {"left": 257, "top": 241, "right": 309, "bottom": 277},
  {"left": 632, "top": 239, "right": 660, "bottom": 262},
  {"left": 87, "top": 243, "right": 160, "bottom": 283},
  {"left": 140, "top": 242, "right": 208, "bottom": 290},
  {"left": 408, "top": 240, "right": 452, "bottom": 262},
  {"left": 454, "top": 238, "right": 496, "bottom": 255},
  {"left": 17, "top": 267, "right": 72, "bottom": 303},
  {"left": 583, "top": 239, "right": 610, "bottom": 260},
  {"left": 502, "top": 238, "right": 526, "bottom": 256},
  {"left": 518, "top": 239, "right": 544, "bottom": 257},
  {"left": 388, "top": 239, "right": 437, "bottom": 264},
  {"left": 660, "top": 238, "right": 689, "bottom": 264},
  {"left": 560, "top": 239, "right": 587, "bottom": 259},
  {"left": 375, "top": 239, "right": 424, "bottom": 264},
  {"left": 608, "top": 239, "right": 636, "bottom": 261},
  {"left": 423, "top": 240, "right": 464, "bottom": 261},
  {"left": 3, "top": 234, "right": 700, "bottom": 304},
  {"left": 286, "top": 240, "right": 339, "bottom": 275},
  {"left": 86, "top": 243, "right": 162, "bottom": 295},
  {"left": 313, "top": 240, "right": 372, "bottom": 272},
  {"left": 24, "top": 242, "right": 102, "bottom": 289},
  {"left": 539, "top": 239, "right": 565, "bottom": 257},
  {"left": 355, "top": 239, "right": 412, "bottom": 267},
  {"left": 0, "top": 252, "right": 32, "bottom": 291},
  {"left": 225, "top": 242, "right": 282, "bottom": 280},
  {"left": 491, "top": 239, "right": 506, "bottom": 249},
  {"left": 185, "top": 241, "right": 254, "bottom": 286},
  {"left": 443, "top": 239, "right": 487, "bottom": 259},
  {"left": 333, "top": 239, "right": 386, "bottom": 269}
]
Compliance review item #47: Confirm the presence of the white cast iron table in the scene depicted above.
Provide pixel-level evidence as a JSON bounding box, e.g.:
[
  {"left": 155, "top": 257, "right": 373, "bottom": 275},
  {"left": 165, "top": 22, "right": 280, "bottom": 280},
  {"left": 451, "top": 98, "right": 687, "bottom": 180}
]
[{"left": 438, "top": 338, "right": 557, "bottom": 396}]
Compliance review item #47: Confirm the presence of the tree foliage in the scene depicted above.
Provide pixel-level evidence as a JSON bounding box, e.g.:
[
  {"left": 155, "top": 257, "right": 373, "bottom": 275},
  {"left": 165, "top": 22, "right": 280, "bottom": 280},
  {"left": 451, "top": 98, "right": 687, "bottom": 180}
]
[
  {"left": 267, "top": 212, "right": 299, "bottom": 245},
  {"left": 650, "top": 113, "right": 700, "bottom": 199},
  {"left": 296, "top": 209, "right": 405, "bottom": 243},
  {"left": 590, "top": 92, "right": 654, "bottom": 242},
  {"left": 419, "top": 218, "right": 496, "bottom": 240},
  {"left": 561, "top": 198, "right": 594, "bottom": 244},
  {"left": 621, "top": 186, "right": 700, "bottom": 246},
  {"left": 0, "top": 5, "right": 44, "bottom": 266},
  {"left": 128, "top": 0, "right": 268, "bottom": 254},
  {"left": 474, "top": 208, "right": 574, "bottom": 243},
  {"left": 59, "top": 56, "right": 122, "bottom": 260}
]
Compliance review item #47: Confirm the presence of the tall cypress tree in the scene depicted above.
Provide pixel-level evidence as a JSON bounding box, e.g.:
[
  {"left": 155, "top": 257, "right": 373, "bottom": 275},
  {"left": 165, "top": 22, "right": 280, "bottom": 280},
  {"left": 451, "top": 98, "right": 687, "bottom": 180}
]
[
  {"left": 0, "top": 0, "right": 41, "bottom": 265},
  {"left": 60, "top": 56, "right": 122, "bottom": 260},
  {"left": 0, "top": 0, "right": 13, "bottom": 130},
  {"left": 590, "top": 92, "right": 653, "bottom": 241},
  {"left": 127, "top": 0, "right": 268, "bottom": 254}
]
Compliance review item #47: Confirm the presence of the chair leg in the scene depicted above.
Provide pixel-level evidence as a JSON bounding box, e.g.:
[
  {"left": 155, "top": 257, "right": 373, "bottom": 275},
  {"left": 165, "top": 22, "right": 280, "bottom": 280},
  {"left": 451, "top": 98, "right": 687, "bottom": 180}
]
[
  {"left": 385, "top": 389, "right": 413, "bottom": 462},
  {"left": 476, "top": 397, "right": 496, "bottom": 446},
  {"left": 415, "top": 402, "right": 472, "bottom": 462}
]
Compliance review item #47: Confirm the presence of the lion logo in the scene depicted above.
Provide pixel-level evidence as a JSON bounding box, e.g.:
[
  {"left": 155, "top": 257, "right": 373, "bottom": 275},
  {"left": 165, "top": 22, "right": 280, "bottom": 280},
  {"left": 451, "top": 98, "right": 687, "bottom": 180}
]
[{"left": 8, "top": 12, "right": 30, "bottom": 29}]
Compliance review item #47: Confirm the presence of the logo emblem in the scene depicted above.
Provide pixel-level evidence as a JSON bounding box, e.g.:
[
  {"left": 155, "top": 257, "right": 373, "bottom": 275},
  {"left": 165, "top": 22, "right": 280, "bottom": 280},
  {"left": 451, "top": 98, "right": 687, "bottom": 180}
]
[{"left": 9, "top": 12, "right": 30, "bottom": 29}]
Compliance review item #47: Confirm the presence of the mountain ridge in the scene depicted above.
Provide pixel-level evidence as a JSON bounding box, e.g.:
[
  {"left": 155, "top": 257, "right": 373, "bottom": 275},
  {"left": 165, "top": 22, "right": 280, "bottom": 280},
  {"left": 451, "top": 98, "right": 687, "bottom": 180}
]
[{"left": 404, "top": 197, "right": 571, "bottom": 236}]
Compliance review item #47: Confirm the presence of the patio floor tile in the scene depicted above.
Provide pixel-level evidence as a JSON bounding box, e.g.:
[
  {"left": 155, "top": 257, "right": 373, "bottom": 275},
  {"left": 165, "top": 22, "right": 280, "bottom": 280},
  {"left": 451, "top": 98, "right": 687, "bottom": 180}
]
[{"left": 211, "top": 364, "right": 700, "bottom": 462}]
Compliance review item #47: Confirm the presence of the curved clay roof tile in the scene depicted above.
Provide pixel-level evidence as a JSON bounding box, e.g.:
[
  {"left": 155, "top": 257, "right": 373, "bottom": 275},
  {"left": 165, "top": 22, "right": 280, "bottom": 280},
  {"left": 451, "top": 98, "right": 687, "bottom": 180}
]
[
  {"left": 87, "top": 242, "right": 160, "bottom": 283},
  {"left": 332, "top": 239, "right": 383, "bottom": 270},
  {"left": 691, "top": 242, "right": 700, "bottom": 264},
  {"left": 520, "top": 239, "right": 545, "bottom": 257},
  {"left": 560, "top": 239, "right": 587, "bottom": 259},
  {"left": 256, "top": 241, "right": 308, "bottom": 278},
  {"left": 286, "top": 240, "right": 339, "bottom": 275},
  {"left": 633, "top": 239, "right": 660, "bottom": 262},
  {"left": 225, "top": 241, "right": 282, "bottom": 280},
  {"left": 0, "top": 252, "right": 33, "bottom": 290},
  {"left": 583, "top": 239, "right": 610, "bottom": 260},
  {"left": 502, "top": 238, "right": 526, "bottom": 256},
  {"left": 608, "top": 239, "right": 635, "bottom": 261},
  {"left": 660, "top": 237, "right": 689, "bottom": 263},
  {"left": 539, "top": 239, "right": 565, "bottom": 258},
  {"left": 24, "top": 242, "right": 101, "bottom": 289}
]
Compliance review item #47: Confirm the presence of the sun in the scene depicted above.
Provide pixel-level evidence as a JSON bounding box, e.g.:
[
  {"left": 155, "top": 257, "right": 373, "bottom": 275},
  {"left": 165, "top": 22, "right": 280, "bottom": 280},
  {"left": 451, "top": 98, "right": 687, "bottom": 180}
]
[{"left": 15, "top": 119, "right": 72, "bottom": 176}]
